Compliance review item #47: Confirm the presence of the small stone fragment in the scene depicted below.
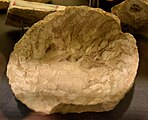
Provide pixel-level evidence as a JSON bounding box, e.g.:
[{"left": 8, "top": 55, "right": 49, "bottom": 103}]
[{"left": 111, "top": 0, "right": 148, "bottom": 35}]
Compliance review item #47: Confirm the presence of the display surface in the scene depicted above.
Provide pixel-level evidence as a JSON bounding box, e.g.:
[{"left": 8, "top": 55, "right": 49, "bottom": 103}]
[{"left": 0, "top": 10, "right": 148, "bottom": 119}]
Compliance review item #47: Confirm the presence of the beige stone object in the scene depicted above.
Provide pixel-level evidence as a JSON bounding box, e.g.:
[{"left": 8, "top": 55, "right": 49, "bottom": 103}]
[
  {"left": 5, "top": 0, "right": 65, "bottom": 27},
  {"left": 7, "top": 6, "right": 139, "bottom": 114},
  {"left": 111, "top": 0, "right": 148, "bottom": 35},
  {"left": 0, "top": 0, "right": 52, "bottom": 10}
]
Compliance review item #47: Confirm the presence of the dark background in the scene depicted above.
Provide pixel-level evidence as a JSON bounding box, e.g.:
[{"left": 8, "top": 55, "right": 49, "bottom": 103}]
[{"left": 0, "top": 2, "right": 148, "bottom": 119}]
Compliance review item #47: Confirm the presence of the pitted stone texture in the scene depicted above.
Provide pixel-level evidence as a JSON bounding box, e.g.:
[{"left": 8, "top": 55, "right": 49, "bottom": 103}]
[
  {"left": 7, "top": 6, "right": 139, "bottom": 114},
  {"left": 111, "top": 0, "right": 148, "bottom": 35}
]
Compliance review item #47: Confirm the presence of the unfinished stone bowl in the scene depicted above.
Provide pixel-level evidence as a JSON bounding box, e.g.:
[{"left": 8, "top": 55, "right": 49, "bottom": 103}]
[{"left": 7, "top": 6, "right": 139, "bottom": 114}]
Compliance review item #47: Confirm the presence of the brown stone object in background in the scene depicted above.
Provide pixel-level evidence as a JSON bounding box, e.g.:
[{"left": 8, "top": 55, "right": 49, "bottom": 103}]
[
  {"left": 5, "top": 0, "right": 65, "bottom": 27},
  {"left": 7, "top": 6, "right": 139, "bottom": 114},
  {"left": 52, "top": 0, "right": 88, "bottom": 6},
  {"left": 0, "top": 0, "right": 10, "bottom": 9},
  {"left": 24, "top": 0, "right": 52, "bottom": 3},
  {"left": 111, "top": 0, "right": 148, "bottom": 36}
]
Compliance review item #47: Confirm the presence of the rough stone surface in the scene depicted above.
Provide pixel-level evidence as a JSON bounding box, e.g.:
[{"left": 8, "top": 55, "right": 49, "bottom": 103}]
[
  {"left": 7, "top": 6, "right": 139, "bottom": 114},
  {"left": 0, "top": 0, "right": 9, "bottom": 9},
  {"left": 111, "top": 0, "right": 148, "bottom": 35}
]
